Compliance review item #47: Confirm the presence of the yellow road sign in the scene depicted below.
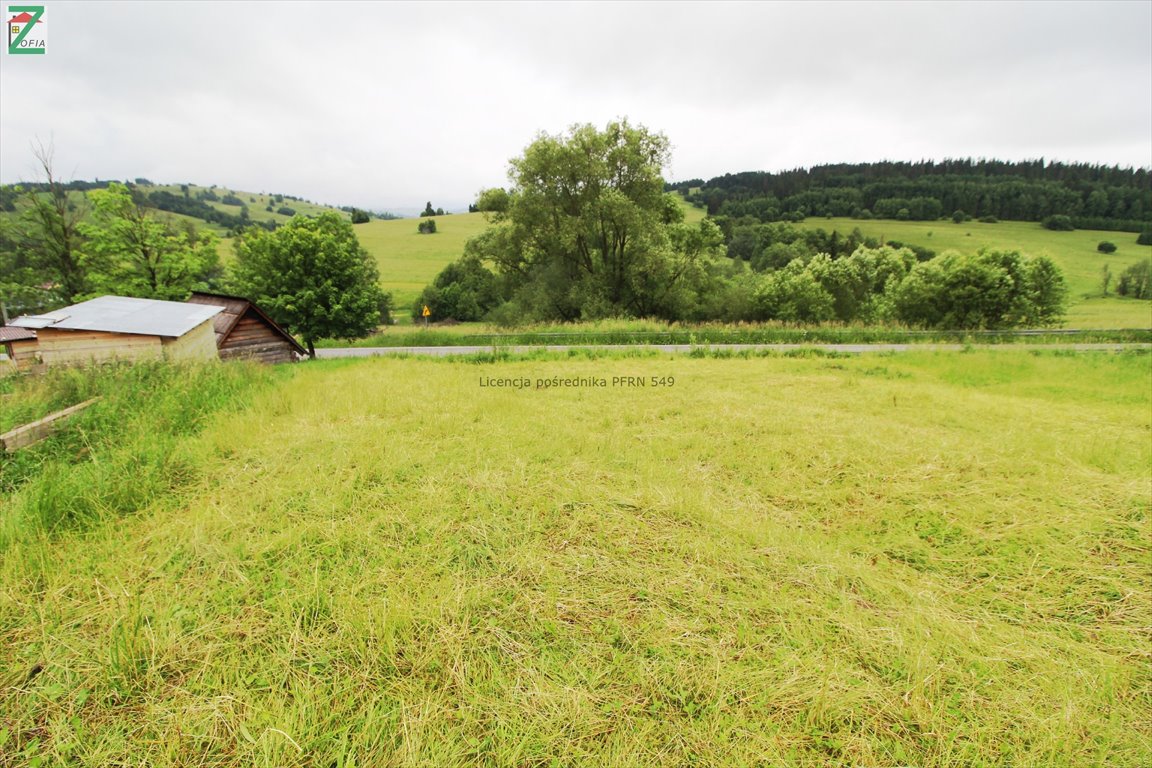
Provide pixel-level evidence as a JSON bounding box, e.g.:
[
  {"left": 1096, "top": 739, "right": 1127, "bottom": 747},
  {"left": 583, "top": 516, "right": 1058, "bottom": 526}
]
[{"left": 422, "top": 305, "right": 431, "bottom": 317}]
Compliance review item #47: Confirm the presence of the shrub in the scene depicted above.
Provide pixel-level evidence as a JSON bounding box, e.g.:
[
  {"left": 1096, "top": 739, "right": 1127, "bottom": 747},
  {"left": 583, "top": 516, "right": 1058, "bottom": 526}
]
[
  {"left": 276, "top": 206, "right": 296, "bottom": 216},
  {"left": 890, "top": 249, "right": 1066, "bottom": 329},
  {"left": 1116, "top": 259, "right": 1151, "bottom": 299},
  {"left": 752, "top": 262, "right": 835, "bottom": 323},
  {"left": 979, "top": 215, "right": 999, "bottom": 223},
  {"left": 1042, "top": 214, "right": 1075, "bottom": 231},
  {"left": 417, "top": 219, "right": 437, "bottom": 234},
  {"left": 1137, "top": 229, "right": 1152, "bottom": 246},
  {"left": 412, "top": 254, "right": 503, "bottom": 321},
  {"left": 1097, "top": 241, "right": 1117, "bottom": 254}
]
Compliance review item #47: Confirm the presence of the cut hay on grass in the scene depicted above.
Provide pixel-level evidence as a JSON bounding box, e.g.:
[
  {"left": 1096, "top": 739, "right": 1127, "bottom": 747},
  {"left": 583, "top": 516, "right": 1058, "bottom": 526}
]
[{"left": 1, "top": 351, "right": 1148, "bottom": 766}]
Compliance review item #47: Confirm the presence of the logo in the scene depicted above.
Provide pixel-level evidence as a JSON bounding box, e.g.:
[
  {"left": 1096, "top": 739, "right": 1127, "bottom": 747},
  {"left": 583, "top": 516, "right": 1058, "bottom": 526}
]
[{"left": 7, "top": 5, "right": 45, "bottom": 54}]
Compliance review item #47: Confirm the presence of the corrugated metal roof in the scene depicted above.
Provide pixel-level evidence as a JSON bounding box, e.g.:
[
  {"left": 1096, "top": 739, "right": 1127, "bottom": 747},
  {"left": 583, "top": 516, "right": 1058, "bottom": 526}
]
[
  {"left": 11, "top": 296, "right": 222, "bottom": 338},
  {"left": 0, "top": 326, "right": 37, "bottom": 343}
]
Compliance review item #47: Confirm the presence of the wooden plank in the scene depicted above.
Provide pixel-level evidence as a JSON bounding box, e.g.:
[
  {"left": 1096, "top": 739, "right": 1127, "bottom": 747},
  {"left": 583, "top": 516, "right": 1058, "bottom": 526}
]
[
  {"left": 36, "top": 329, "right": 161, "bottom": 367},
  {"left": 1, "top": 397, "right": 102, "bottom": 453}
]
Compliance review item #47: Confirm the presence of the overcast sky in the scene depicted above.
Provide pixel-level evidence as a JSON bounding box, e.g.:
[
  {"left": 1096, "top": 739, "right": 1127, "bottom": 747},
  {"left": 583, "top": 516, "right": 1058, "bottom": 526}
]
[{"left": 1, "top": 0, "right": 1149, "bottom": 214}]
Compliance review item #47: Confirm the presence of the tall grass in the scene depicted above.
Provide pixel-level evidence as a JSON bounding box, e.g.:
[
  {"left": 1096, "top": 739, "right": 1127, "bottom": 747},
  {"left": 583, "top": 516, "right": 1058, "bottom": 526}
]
[
  {"left": 0, "top": 361, "right": 281, "bottom": 549},
  {"left": 1, "top": 351, "right": 1148, "bottom": 766}
]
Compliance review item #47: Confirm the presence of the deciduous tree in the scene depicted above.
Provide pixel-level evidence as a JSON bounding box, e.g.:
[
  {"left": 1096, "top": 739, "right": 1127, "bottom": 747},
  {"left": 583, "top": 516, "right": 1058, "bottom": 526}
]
[
  {"left": 16, "top": 141, "right": 90, "bottom": 302},
  {"left": 231, "top": 212, "right": 389, "bottom": 357},
  {"left": 473, "top": 120, "right": 722, "bottom": 321},
  {"left": 81, "top": 182, "right": 221, "bottom": 300}
]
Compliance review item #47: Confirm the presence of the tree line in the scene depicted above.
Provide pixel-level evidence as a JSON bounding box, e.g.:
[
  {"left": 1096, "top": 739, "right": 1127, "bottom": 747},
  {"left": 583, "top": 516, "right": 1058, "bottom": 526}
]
[
  {"left": 415, "top": 122, "right": 1072, "bottom": 329},
  {"left": 669, "top": 159, "right": 1152, "bottom": 233}
]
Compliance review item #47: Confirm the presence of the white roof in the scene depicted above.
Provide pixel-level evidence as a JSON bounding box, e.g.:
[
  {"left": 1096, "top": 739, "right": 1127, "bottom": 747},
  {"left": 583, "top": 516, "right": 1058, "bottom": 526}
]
[{"left": 12, "top": 295, "right": 223, "bottom": 338}]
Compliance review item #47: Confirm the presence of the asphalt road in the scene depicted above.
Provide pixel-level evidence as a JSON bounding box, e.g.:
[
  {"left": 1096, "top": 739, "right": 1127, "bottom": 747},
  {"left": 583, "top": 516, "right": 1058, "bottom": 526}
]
[{"left": 315, "top": 343, "right": 1151, "bottom": 358}]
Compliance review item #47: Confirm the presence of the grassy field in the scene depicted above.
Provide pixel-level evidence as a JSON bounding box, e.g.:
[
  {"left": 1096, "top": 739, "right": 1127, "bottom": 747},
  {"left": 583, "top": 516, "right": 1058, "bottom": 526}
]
[
  {"left": 1, "top": 350, "right": 1149, "bottom": 766},
  {"left": 794, "top": 217, "right": 1152, "bottom": 329},
  {"left": 356, "top": 213, "right": 496, "bottom": 309},
  {"left": 217, "top": 211, "right": 493, "bottom": 308}
]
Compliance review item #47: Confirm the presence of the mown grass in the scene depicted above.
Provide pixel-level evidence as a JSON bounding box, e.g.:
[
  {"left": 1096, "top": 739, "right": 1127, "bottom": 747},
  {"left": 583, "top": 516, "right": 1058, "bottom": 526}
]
[
  {"left": 1, "top": 350, "right": 1149, "bottom": 766},
  {"left": 794, "top": 217, "right": 1152, "bottom": 328}
]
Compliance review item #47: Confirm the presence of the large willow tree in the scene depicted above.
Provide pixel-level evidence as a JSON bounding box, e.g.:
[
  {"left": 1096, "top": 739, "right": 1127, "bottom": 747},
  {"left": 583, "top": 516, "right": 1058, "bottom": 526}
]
[{"left": 472, "top": 120, "right": 723, "bottom": 321}]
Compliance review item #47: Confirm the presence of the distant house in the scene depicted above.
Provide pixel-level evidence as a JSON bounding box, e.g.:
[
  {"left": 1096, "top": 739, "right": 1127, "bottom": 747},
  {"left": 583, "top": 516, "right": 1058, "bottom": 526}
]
[
  {"left": 0, "top": 326, "right": 39, "bottom": 371},
  {"left": 185, "top": 292, "right": 305, "bottom": 364},
  {"left": 10, "top": 296, "right": 222, "bottom": 367}
]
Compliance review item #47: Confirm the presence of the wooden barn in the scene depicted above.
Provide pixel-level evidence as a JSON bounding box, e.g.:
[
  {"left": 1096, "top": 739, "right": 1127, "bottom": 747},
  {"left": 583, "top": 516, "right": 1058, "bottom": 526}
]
[
  {"left": 185, "top": 292, "right": 305, "bottom": 364},
  {"left": 0, "top": 326, "right": 39, "bottom": 372},
  {"left": 10, "top": 296, "right": 222, "bottom": 367}
]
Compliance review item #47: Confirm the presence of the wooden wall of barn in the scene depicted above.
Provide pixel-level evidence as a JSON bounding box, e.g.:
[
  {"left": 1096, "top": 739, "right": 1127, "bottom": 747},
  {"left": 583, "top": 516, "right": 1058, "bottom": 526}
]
[
  {"left": 34, "top": 320, "right": 218, "bottom": 367},
  {"left": 36, "top": 328, "right": 163, "bottom": 366},
  {"left": 219, "top": 314, "right": 300, "bottom": 364},
  {"left": 6, "top": 338, "right": 40, "bottom": 371}
]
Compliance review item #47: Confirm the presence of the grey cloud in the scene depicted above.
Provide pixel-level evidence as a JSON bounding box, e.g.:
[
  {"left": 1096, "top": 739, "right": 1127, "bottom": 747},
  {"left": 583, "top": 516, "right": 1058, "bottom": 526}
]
[{"left": 1, "top": 1, "right": 1148, "bottom": 210}]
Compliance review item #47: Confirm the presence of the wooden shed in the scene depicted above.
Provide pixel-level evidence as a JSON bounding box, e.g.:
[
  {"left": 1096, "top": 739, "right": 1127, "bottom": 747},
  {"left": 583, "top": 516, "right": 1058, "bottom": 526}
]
[
  {"left": 10, "top": 296, "right": 222, "bottom": 368},
  {"left": 0, "top": 326, "right": 39, "bottom": 372},
  {"left": 185, "top": 292, "right": 305, "bottom": 364}
]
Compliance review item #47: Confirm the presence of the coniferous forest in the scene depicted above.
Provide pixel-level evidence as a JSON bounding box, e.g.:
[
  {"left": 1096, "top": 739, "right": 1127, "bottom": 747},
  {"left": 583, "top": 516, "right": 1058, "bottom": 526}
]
[{"left": 669, "top": 159, "right": 1151, "bottom": 233}]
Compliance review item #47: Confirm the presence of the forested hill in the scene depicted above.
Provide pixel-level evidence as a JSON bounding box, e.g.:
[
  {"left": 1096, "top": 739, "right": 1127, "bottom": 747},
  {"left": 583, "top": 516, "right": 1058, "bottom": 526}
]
[
  {"left": 669, "top": 159, "right": 1152, "bottom": 232},
  {"left": 0, "top": 179, "right": 378, "bottom": 235}
]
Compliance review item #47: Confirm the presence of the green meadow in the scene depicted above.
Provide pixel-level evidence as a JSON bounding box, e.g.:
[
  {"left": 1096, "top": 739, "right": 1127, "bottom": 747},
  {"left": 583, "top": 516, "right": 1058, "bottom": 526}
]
[
  {"left": 1, "top": 350, "right": 1149, "bottom": 766},
  {"left": 794, "top": 217, "right": 1152, "bottom": 328},
  {"left": 355, "top": 213, "right": 496, "bottom": 308}
]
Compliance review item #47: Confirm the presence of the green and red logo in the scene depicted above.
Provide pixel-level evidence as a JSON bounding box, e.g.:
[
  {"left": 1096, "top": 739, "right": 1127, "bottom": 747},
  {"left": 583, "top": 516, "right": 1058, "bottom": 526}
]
[{"left": 7, "top": 5, "right": 45, "bottom": 54}]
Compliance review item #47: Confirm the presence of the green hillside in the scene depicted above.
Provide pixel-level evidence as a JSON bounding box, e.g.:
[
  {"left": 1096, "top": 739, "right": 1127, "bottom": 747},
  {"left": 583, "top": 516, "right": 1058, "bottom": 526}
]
[
  {"left": 355, "top": 213, "right": 494, "bottom": 308},
  {"left": 146, "top": 184, "right": 351, "bottom": 233}
]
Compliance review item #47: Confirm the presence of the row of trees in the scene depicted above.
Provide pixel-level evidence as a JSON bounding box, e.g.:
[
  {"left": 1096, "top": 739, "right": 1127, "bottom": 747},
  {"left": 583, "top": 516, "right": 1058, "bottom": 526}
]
[
  {"left": 146, "top": 189, "right": 276, "bottom": 234},
  {"left": 419, "top": 240, "right": 1067, "bottom": 328},
  {"left": 414, "top": 122, "right": 1069, "bottom": 329},
  {"left": 672, "top": 160, "right": 1152, "bottom": 232}
]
